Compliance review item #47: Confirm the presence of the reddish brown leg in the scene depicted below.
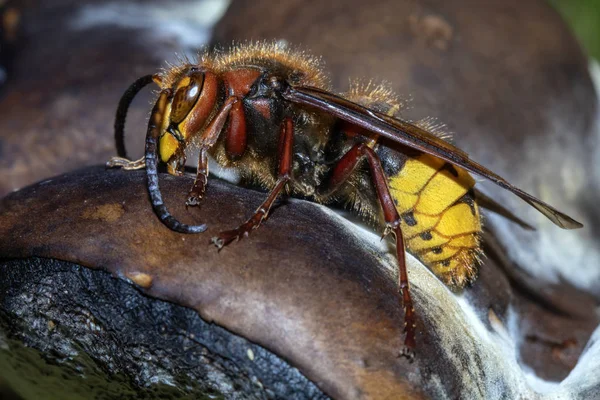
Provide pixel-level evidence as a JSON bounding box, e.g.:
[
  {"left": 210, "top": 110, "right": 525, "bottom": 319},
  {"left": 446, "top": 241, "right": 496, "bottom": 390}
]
[
  {"left": 106, "top": 155, "right": 146, "bottom": 170},
  {"left": 167, "top": 154, "right": 187, "bottom": 177},
  {"left": 199, "top": 96, "right": 238, "bottom": 147},
  {"left": 225, "top": 101, "right": 248, "bottom": 159},
  {"left": 182, "top": 96, "right": 238, "bottom": 208},
  {"left": 325, "top": 143, "right": 416, "bottom": 360},
  {"left": 211, "top": 118, "right": 294, "bottom": 249},
  {"left": 186, "top": 147, "right": 208, "bottom": 207}
]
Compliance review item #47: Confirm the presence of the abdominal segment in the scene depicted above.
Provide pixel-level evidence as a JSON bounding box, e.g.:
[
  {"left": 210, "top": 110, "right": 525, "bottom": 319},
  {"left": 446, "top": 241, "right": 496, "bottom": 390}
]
[{"left": 388, "top": 153, "right": 482, "bottom": 288}]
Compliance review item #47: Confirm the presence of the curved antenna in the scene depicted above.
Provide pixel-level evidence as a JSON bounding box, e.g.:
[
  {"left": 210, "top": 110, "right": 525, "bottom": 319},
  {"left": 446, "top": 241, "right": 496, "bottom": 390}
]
[
  {"left": 145, "top": 89, "right": 207, "bottom": 234},
  {"left": 115, "top": 74, "right": 155, "bottom": 158}
]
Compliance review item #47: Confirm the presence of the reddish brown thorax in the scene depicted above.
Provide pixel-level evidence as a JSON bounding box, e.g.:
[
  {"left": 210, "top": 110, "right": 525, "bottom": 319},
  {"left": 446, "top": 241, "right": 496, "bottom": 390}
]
[{"left": 222, "top": 68, "right": 261, "bottom": 96}]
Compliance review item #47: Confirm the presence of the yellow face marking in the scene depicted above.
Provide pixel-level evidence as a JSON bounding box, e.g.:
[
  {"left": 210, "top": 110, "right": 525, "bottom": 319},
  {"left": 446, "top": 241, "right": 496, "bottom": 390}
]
[
  {"left": 159, "top": 134, "right": 179, "bottom": 163},
  {"left": 436, "top": 203, "right": 481, "bottom": 236},
  {"left": 178, "top": 76, "right": 191, "bottom": 88},
  {"left": 158, "top": 102, "right": 183, "bottom": 163},
  {"left": 415, "top": 167, "right": 475, "bottom": 215},
  {"left": 389, "top": 154, "right": 445, "bottom": 194},
  {"left": 408, "top": 231, "right": 450, "bottom": 251}
]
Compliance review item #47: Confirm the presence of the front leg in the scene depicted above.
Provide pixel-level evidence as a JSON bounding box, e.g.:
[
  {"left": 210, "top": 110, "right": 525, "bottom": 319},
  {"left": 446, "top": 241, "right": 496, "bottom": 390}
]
[
  {"left": 107, "top": 153, "right": 187, "bottom": 177},
  {"left": 106, "top": 155, "right": 146, "bottom": 170},
  {"left": 211, "top": 117, "right": 293, "bottom": 248},
  {"left": 166, "top": 153, "right": 187, "bottom": 177},
  {"left": 180, "top": 96, "right": 239, "bottom": 209},
  {"left": 186, "top": 147, "right": 208, "bottom": 207}
]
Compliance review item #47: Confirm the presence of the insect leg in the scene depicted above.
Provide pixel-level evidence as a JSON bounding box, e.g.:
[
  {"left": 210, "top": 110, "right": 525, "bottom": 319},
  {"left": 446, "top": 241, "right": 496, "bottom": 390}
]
[
  {"left": 106, "top": 156, "right": 146, "bottom": 170},
  {"left": 211, "top": 118, "right": 294, "bottom": 249},
  {"left": 186, "top": 147, "right": 209, "bottom": 207},
  {"left": 166, "top": 153, "right": 187, "bottom": 177},
  {"left": 324, "top": 143, "right": 416, "bottom": 358},
  {"left": 198, "top": 96, "right": 239, "bottom": 147},
  {"left": 107, "top": 153, "right": 187, "bottom": 175},
  {"left": 225, "top": 101, "right": 248, "bottom": 159},
  {"left": 184, "top": 96, "right": 239, "bottom": 207}
]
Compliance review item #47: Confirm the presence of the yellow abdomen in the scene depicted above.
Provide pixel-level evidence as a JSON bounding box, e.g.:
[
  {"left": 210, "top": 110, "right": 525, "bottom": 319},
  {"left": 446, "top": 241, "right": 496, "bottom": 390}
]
[{"left": 388, "top": 153, "right": 482, "bottom": 288}]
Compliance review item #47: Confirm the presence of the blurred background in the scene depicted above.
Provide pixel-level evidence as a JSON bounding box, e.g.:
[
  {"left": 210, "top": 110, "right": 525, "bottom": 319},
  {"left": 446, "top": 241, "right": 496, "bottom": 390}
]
[
  {"left": 552, "top": 0, "right": 600, "bottom": 60},
  {"left": 1, "top": 0, "right": 599, "bottom": 399}
]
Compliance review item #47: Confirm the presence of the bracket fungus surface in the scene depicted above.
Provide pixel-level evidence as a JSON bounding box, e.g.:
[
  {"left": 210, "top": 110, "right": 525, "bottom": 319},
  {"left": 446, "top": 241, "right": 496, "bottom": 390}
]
[{"left": 1, "top": 166, "right": 599, "bottom": 399}]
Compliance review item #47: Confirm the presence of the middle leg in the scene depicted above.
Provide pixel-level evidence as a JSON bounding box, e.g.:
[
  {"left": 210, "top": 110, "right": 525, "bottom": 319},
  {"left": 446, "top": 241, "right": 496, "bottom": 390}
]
[
  {"left": 212, "top": 117, "right": 294, "bottom": 249},
  {"left": 186, "top": 147, "right": 209, "bottom": 207}
]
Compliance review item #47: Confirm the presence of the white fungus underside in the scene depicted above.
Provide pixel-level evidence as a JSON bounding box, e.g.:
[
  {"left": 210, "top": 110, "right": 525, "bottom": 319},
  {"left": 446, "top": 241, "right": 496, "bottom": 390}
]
[{"left": 312, "top": 202, "right": 600, "bottom": 399}]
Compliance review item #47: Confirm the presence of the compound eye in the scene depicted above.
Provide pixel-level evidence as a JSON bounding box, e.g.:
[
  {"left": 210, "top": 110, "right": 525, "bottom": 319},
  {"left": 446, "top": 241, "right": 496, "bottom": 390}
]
[{"left": 170, "top": 70, "right": 205, "bottom": 124}]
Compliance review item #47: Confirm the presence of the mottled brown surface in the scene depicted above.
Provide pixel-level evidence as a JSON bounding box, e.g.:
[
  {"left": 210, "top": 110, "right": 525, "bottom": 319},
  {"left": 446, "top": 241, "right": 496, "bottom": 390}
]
[
  {"left": 1, "top": 167, "right": 427, "bottom": 400},
  {"left": 473, "top": 235, "right": 599, "bottom": 380},
  {"left": 1, "top": 167, "right": 598, "bottom": 398}
]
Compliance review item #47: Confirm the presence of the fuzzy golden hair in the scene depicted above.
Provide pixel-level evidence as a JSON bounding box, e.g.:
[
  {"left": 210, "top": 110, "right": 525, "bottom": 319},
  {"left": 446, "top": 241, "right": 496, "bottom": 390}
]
[
  {"left": 158, "top": 41, "right": 330, "bottom": 91},
  {"left": 345, "top": 80, "right": 452, "bottom": 141}
]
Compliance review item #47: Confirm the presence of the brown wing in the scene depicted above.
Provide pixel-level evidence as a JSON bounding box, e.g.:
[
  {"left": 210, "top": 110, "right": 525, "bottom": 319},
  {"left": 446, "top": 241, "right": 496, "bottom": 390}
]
[
  {"left": 283, "top": 85, "right": 583, "bottom": 230},
  {"left": 473, "top": 189, "right": 535, "bottom": 231}
]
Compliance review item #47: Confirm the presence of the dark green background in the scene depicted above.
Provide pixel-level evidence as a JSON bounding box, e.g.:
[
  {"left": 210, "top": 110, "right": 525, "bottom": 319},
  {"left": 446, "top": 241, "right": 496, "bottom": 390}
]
[{"left": 552, "top": 0, "right": 600, "bottom": 60}]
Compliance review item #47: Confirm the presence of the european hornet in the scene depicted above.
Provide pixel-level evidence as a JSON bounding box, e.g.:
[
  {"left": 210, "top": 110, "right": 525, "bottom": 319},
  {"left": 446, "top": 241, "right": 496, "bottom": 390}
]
[{"left": 107, "top": 42, "right": 582, "bottom": 359}]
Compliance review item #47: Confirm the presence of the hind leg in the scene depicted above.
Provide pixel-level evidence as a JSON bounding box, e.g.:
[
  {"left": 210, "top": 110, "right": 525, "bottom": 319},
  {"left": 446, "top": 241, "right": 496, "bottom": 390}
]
[{"left": 321, "top": 142, "right": 416, "bottom": 360}]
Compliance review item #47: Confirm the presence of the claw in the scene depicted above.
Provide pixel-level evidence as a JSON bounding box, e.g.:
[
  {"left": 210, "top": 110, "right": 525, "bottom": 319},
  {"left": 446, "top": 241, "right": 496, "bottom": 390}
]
[
  {"left": 186, "top": 196, "right": 202, "bottom": 208},
  {"left": 212, "top": 226, "right": 251, "bottom": 250},
  {"left": 398, "top": 346, "right": 415, "bottom": 363},
  {"left": 211, "top": 236, "right": 225, "bottom": 250}
]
